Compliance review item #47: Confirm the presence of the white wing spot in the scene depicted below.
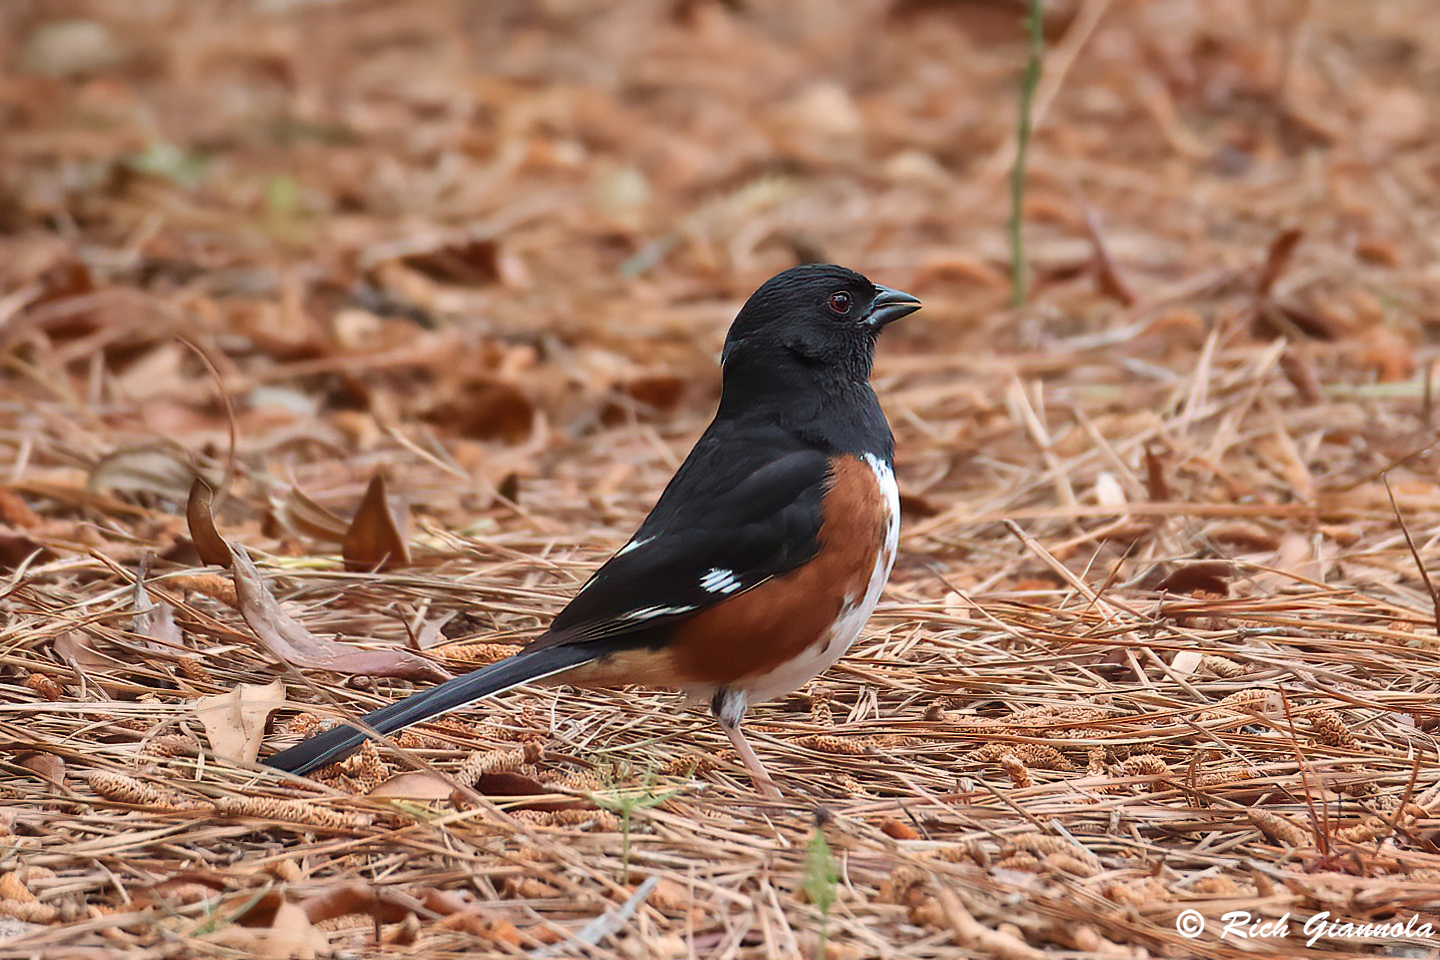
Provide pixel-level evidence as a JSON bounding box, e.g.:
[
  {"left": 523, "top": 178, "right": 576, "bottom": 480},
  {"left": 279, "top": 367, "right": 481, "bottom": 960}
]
[
  {"left": 621, "top": 604, "right": 696, "bottom": 621},
  {"left": 616, "top": 535, "right": 654, "bottom": 557},
  {"left": 700, "top": 567, "right": 742, "bottom": 594}
]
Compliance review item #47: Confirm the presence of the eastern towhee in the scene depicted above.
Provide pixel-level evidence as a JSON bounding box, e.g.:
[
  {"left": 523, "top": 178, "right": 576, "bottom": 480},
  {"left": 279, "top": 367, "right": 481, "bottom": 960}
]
[{"left": 265, "top": 264, "right": 920, "bottom": 796}]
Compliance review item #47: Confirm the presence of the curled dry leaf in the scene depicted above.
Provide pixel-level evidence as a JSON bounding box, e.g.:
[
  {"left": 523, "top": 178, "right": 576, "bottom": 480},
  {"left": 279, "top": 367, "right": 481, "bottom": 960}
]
[
  {"left": 186, "top": 479, "right": 232, "bottom": 567},
  {"left": 88, "top": 445, "right": 197, "bottom": 500},
  {"left": 1153, "top": 561, "right": 1234, "bottom": 596},
  {"left": 231, "top": 544, "right": 449, "bottom": 682},
  {"left": 1255, "top": 227, "right": 1303, "bottom": 299},
  {"left": 271, "top": 484, "right": 350, "bottom": 543},
  {"left": 194, "top": 679, "right": 285, "bottom": 764},
  {"left": 342, "top": 474, "right": 410, "bottom": 572}
]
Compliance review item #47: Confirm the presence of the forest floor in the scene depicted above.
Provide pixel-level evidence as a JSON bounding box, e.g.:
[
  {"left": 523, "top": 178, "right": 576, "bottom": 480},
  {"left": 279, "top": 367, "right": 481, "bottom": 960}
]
[{"left": 2, "top": 1, "right": 1440, "bottom": 957}]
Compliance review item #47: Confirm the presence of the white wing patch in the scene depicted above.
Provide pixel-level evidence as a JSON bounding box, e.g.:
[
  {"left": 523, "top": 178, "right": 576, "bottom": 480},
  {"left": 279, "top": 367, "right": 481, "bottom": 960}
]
[
  {"left": 621, "top": 604, "right": 697, "bottom": 621},
  {"left": 700, "top": 567, "right": 742, "bottom": 594},
  {"left": 616, "top": 535, "right": 655, "bottom": 557}
]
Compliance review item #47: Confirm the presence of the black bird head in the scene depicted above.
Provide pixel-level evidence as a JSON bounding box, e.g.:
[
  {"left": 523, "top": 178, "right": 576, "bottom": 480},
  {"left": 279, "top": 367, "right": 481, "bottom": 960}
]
[{"left": 720, "top": 264, "right": 921, "bottom": 385}]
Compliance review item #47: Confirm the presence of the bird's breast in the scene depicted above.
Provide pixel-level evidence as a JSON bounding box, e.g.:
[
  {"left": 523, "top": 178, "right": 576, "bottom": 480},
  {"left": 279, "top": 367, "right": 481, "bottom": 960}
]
[{"left": 662, "top": 452, "right": 899, "bottom": 698}]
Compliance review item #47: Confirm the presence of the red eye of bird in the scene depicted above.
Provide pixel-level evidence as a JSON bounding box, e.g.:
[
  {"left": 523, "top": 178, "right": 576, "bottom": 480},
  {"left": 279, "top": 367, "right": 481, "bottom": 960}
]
[{"left": 826, "top": 291, "right": 852, "bottom": 315}]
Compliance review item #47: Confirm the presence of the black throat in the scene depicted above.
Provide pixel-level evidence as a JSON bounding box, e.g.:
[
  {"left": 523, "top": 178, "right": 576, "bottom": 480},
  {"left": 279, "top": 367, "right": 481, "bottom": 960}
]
[{"left": 717, "top": 343, "right": 894, "bottom": 462}]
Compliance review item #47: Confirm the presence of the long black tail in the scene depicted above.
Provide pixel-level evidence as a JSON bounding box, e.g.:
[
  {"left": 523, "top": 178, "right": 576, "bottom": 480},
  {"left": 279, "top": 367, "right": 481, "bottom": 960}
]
[{"left": 263, "top": 644, "right": 597, "bottom": 776}]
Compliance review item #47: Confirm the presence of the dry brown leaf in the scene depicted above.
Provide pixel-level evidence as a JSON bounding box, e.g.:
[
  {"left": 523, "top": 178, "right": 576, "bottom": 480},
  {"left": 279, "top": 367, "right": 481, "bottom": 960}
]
[
  {"left": 1084, "top": 209, "right": 1137, "bottom": 306},
  {"left": 270, "top": 486, "right": 351, "bottom": 543},
  {"left": 211, "top": 899, "right": 329, "bottom": 959},
  {"left": 186, "top": 479, "right": 232, "bottom": 566},
  {"left": 52, "top": 630, "right": 120, "bottom": 670},
  {"left": 0, "top": 489, "right": 41, "bottom": 529},
  {"left": 473, "top": 771, "right": 590, "bottom": 812},
  {"left": 423, "top": 380, "right": 536, "bottom": 443},
  {"left": 297, "top": 882, "right": 417, "bottom": 925},
  {"left": 16, "top": 753, "right": 65, "bottom": 787},
  {"left": 0, "top": 531, "right": 53, "bottom": 573},
  {"left": 88, "top": 445, "right": 197, "bottom": 500},
  {"left": 1153, "top": 561, "right": 1234, "bottom": 596},
  {"left": 133, "top": 575, "right": 184, "bottom": 648},
  {"left": 231, "top": 544, "right": 450, "bottom": 682},
  {"left": 342, "top": 474, "right": 410, "bottom": 572},
  {"left": 1255, "top": 228, "right": 1303, "bottom": 298},
  {"left": 368, "top": 772, "right": 454, "bottom": 801},
  {"left": 397, "top": 237, "right": 501, "bottom": 286},
  {"left": 195, "top": 679, "right": 285, "bottom": 764}
]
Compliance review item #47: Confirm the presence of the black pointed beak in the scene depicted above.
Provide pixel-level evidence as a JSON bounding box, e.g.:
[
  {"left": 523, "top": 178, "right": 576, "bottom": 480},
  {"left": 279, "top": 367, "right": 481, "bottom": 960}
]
[{"left": 867, "top": 284, "right": 922, "bottom": 327}]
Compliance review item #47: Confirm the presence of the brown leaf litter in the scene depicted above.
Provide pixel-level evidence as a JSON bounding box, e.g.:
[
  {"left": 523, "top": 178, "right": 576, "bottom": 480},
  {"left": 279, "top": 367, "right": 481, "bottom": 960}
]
[{"left": 3, "top": 1, "right": 1440, "bottom": 957}]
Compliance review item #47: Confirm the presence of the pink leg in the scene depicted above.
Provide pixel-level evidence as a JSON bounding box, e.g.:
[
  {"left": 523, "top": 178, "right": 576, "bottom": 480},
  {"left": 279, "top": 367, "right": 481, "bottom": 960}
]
[{"left": 722, "top": 719, "right": 781, "bottom": 799}]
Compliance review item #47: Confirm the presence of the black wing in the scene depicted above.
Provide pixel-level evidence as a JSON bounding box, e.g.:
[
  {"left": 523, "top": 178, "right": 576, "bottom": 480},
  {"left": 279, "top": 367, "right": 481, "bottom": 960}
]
[
  {"left": 536, "top": 420, "right": 829, "bottom": 649},
  {"left": 266, "top": 422, "right": 830, "bottom": 776}
]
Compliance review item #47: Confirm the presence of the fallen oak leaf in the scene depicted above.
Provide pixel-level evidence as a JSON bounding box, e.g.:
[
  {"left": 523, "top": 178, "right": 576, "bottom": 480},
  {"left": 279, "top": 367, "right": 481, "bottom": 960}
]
[
  {"left": 231, "top": 544, "right": 449, "bottom": 682},
  {"left": 195, "top": 679, "right": 285, "bottom": 764},
  {"left": 342, "top": 474, "right": 410, "bottom": 572}
]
